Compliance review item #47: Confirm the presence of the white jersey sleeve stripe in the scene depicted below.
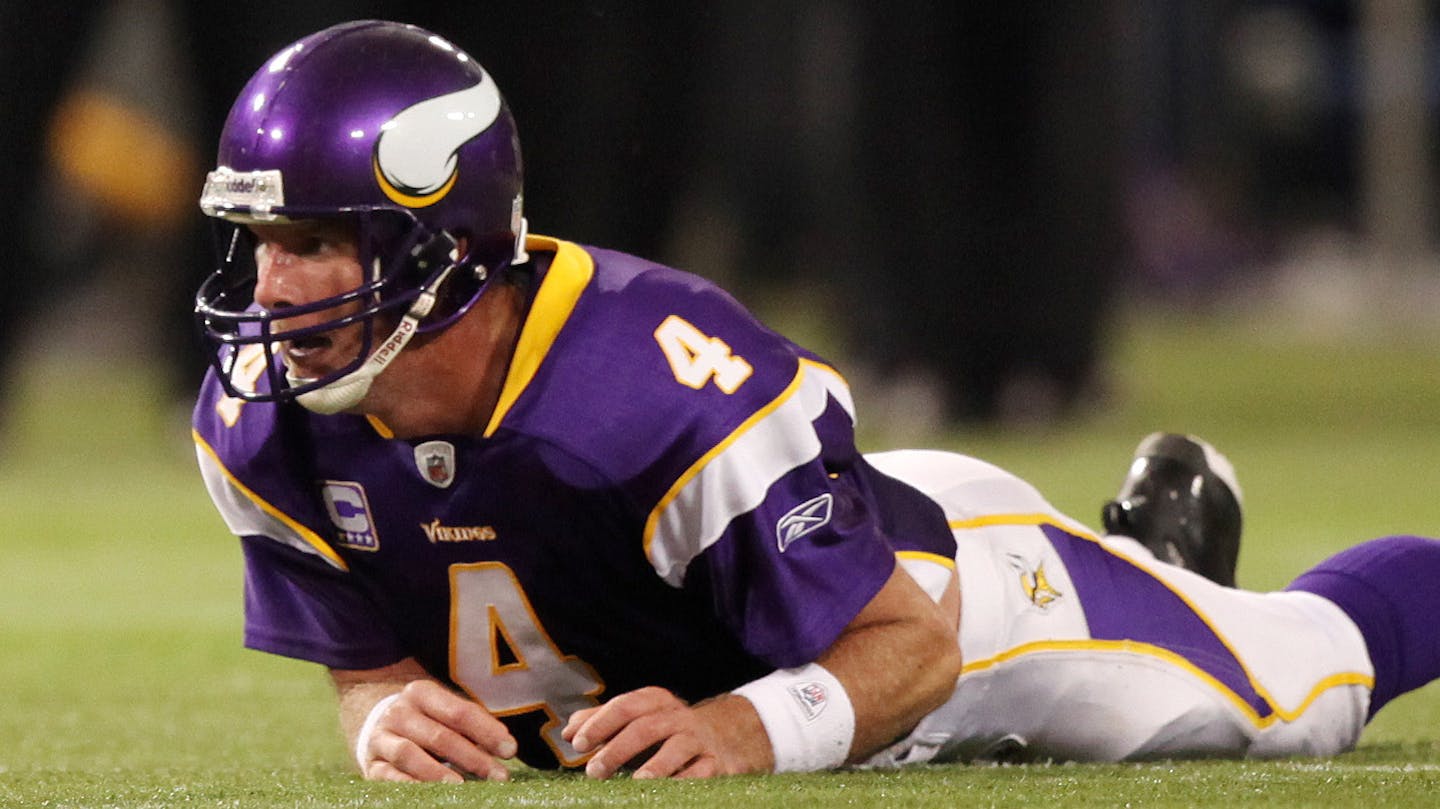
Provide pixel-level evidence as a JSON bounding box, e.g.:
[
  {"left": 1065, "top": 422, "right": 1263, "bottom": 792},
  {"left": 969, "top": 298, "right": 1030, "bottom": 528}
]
[
  {"left": 193, "top": 430, "right": 348, "bottom": 571},
  {"left": 643, "top": 359, "right": 852, "bottom": 587}
]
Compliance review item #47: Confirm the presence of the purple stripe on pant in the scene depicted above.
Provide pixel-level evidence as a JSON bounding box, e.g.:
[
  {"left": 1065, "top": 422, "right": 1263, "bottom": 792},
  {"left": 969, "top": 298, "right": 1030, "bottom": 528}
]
[{"left": 1042, "top": 524, "right": 1273, "bottom": 717}]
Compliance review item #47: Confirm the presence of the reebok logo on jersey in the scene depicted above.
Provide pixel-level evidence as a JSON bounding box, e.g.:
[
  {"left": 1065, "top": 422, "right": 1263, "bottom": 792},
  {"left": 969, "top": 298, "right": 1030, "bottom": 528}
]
[{"left": 776, "top": 493, "right": 834, "bottom": 552}]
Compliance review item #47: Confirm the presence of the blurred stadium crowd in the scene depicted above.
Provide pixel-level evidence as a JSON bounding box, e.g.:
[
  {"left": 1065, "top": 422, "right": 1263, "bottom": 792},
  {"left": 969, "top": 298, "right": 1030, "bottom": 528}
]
[{"left": 2, "top": 1, "right": 1434, "bottom": 432}]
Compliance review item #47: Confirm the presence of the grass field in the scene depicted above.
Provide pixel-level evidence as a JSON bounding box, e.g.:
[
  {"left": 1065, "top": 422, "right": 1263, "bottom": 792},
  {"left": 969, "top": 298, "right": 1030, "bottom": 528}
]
[{"left": 3, "top": 309, "right": 1440, "bottom": 807}]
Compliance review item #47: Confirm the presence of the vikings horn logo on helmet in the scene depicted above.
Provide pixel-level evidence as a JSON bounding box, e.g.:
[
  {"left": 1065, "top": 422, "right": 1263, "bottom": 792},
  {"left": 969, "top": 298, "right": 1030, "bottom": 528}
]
[{"left": 373, "top": 73, "right": 503, "bottom": 208}]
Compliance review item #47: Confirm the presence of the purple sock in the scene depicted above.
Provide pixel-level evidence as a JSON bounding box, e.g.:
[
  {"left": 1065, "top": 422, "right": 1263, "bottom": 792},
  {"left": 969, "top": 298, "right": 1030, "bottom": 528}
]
[{"left": 1286, "top": 535, "right": 1440, "bottom": 719}]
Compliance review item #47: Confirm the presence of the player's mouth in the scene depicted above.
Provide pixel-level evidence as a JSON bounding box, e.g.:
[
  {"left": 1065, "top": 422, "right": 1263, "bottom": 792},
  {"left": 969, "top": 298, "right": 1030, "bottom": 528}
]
[{"left": 282, "top": 334, "right": 343, "bottom": 380}]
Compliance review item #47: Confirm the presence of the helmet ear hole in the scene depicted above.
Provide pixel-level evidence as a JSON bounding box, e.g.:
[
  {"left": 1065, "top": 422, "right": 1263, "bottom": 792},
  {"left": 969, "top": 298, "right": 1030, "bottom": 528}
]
[
  {"left": 410, "top": 230, "right": 459, "bottom": 276},
  {"left": 439, "top": 230, "right": 485, "bottom": 281},
  {"left": 445, "top": 232, "right": 470, "bottom": 264},
  {"left": 412, "top": 229, "right": 483, "bottom": 328},
  {"left": 454, "top": 236, "right": 490, "bottom": 283}
]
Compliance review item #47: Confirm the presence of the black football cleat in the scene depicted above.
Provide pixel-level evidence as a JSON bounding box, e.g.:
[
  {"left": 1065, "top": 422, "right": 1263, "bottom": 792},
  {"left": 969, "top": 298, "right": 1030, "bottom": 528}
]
[{"left": 1101, "top": 433, "right": 1243, "bottom": 587}]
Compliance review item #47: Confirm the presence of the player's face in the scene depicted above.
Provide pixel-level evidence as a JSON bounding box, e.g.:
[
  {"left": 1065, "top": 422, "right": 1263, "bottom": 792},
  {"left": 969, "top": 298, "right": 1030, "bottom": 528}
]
[{"left": 249, "top": 220, "right": 366, "bottom": 384}]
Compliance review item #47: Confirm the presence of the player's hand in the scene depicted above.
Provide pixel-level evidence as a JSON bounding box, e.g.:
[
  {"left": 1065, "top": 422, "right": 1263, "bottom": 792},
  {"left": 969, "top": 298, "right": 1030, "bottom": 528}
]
[
  {"left": 562, "top": 687, "right": 759, "bottom": 779},
  {"left": 358, "top": 680, "right": 518, "bottom": 783}
]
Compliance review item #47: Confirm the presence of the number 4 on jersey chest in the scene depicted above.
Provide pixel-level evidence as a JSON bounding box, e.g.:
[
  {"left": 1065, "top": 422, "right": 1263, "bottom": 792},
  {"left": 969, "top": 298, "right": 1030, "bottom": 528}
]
[{"left": 451, "top": 563, "right": 604, "bottom": 767}]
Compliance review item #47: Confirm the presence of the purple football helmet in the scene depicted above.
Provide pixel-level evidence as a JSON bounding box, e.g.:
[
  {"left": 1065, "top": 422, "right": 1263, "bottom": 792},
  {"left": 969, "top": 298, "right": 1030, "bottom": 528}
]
[{"left": 194, "top": 20, "right": 526, "bottom": 413}]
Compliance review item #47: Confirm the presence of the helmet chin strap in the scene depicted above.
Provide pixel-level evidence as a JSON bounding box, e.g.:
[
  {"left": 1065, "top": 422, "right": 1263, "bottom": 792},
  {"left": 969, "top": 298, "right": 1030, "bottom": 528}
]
[{"left": 292, "top": 262, "right": 458, "bottom": 415}]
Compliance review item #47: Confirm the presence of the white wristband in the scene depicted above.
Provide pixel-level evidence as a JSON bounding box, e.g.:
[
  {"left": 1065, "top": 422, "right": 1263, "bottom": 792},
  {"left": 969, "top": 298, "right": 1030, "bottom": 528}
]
[
  {"left": 732, "top": 663, "right": 856, "bottom": 772},
  {"left": 354, "top": 692, "right": 401, "bottom": 772}
]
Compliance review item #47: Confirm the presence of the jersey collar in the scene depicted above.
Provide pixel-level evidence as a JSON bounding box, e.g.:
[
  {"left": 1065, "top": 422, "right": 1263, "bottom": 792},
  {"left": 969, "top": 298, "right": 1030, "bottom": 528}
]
[
  {"left": 362, "top": 235, "right": 592, "bottom": 441},
  {"left": 482, "top": 234, "right": 593, "bottom": 437}
]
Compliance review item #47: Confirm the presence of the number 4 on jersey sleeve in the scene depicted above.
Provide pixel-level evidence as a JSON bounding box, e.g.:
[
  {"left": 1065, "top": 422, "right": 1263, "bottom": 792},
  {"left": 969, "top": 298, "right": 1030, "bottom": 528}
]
[{"left": 653, "top": 315, "right": 753, "bottom": 394}]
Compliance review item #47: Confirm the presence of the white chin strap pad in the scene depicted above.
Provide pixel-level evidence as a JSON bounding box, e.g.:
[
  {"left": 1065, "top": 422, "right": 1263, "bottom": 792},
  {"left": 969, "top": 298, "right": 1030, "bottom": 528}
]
[{"left": 294, "top": 370, "right": 375, "bottom": 415}]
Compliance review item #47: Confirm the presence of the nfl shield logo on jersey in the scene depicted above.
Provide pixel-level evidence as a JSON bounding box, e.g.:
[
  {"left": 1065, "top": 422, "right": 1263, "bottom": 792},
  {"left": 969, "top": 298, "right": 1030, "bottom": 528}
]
[{"left": 414, "top": 440, "right": 456, "bottom": 489}]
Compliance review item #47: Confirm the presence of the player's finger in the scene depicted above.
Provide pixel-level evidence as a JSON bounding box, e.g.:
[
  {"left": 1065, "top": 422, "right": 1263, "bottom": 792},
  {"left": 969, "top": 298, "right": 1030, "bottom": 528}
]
[
  {"left": 373, "top": 733, "right": 465, "bottom": 783},
  {"left": 363, "top": 759, "right": 421, "bottom": 783},
  {"left": 630, "top": 735, "right": 707, "bottom": 780},
  {"left": 406, "top": 681, "right": 518, "bottom": 759},
  {"left": 561, "top": 705, "right": 601, "bottom": 742},
  {"left": 570, "top": 687, "right": 676, "bottom": 753},
  {"left": 388, "top": 708, "right": 509, "bottom": 782},
  {"left": 671, "top": 752, "right": 722, "bottom": 780},
  {"left": 584, "top": 711, "right": 677, "bottom": 780}
]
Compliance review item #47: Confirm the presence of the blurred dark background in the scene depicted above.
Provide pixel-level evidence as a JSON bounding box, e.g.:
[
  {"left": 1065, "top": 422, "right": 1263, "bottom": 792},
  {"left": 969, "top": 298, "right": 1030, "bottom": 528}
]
[{"left": 4, "top": 0, "right": 1435, "bottom": 435}]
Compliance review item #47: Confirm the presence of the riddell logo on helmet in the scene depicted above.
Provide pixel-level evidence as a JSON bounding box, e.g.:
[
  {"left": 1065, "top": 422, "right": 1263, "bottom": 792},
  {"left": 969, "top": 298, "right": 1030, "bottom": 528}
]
[
  {"left": 373, "top": 75, "right": 504, "bottom": 208},
  {"left": 225, "top": 176, "right": 268, "bottom": 194},
  {"left": 372, "top": 317, "right": 416, "bottom": 367},
  {"left": 199, "top": 168, "right": 285, "bottom": 218}
]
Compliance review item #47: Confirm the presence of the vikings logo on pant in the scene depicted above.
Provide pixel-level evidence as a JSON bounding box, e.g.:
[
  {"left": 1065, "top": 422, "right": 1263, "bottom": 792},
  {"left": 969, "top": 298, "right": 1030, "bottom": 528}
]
[
  {"left": 1005, "top": 552, "right": 1062, "bottom": 610},
  {"left": 372, "top": 73, "right": 504, "bottom": 208}
]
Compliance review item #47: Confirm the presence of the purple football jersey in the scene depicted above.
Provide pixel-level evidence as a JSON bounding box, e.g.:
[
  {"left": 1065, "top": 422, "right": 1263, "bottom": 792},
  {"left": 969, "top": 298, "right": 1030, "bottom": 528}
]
[{"left": 193, "top": 235, "right": 955, "bottom": 768}]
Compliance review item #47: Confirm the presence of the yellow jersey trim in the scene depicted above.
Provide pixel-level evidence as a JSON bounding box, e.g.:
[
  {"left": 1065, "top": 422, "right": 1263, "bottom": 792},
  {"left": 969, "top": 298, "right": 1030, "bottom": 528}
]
[
  {"left": 192, "top": 429, "right": 349, "bottom": 571},
  {"left": 950, "top": 513, "right": 1099, "bottom": 539},
  {"left": 365, "top": 414, "right": 395, "bottom": 439},
  {"left": 896, "top": 550, "right": 957, "bottom": 570},
  {"left": 484, "top": 234, "right": 594, "bottom": 437}
]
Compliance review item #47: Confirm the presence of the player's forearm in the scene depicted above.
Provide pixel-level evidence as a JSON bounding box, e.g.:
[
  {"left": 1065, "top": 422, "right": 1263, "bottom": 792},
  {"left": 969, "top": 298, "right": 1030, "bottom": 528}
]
[
  {"left": 819, "top": 567, "right": 961, "bottom": 764},
  {"left": 822, "top": 618, "right": 959, "bottom": 762}
]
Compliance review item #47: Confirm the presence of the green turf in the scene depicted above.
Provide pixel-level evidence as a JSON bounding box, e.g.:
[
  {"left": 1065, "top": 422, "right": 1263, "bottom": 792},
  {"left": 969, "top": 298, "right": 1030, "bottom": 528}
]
[{"left": 2, "top": 310, "right": 1439, "bottom": 807}]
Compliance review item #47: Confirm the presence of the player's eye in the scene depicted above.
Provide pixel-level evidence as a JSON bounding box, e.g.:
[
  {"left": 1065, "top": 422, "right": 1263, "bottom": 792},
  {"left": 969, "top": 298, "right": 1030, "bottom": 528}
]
[
  {"left": 307, "top": 222, "right": 358, "bottom": 255},
  {"left": 295, "top": 236, "right": 326, "bottom": 255}
]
